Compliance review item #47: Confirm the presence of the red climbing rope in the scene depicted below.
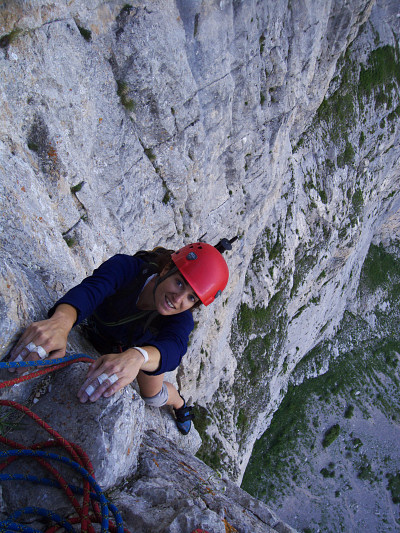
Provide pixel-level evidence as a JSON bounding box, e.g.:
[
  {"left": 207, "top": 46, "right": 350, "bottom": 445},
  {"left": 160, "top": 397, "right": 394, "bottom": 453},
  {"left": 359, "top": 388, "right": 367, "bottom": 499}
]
[
  {"left": 0, "top": 400, "right": 99, "bottom": 533},
  {"left": 1, "top": 356, "right": 215, "bottom": 533},
  {"left": 0, "top": 355, "right": 94, "bottom": 389},
  {"left": 0, "top": 355, "right": 128, "bottom": 533}
]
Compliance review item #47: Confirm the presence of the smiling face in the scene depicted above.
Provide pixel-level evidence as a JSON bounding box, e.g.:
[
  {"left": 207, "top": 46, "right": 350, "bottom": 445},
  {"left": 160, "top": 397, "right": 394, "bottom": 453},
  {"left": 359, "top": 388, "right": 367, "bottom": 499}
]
[{"left": 154, "top": 269, "right": 199, "bottom": 315}]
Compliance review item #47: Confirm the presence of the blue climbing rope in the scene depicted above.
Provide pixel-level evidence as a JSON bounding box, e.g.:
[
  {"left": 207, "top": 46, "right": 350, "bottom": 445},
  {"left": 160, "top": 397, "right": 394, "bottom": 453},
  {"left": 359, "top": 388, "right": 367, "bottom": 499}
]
[
  {"left": 0, "top": 354, "right": 95, "bottom": 370},
  {"left": 0, "top": 450, "right": 112, "bottom": 533},
  {"left": 0, "top": 522, "right": 42, "bottom": 533},
  {"left": 0, "top": 473, "right": 124, "bottom": 531},
  {"left": 0, "top": 354, "right": 128, "bottom": 533}
]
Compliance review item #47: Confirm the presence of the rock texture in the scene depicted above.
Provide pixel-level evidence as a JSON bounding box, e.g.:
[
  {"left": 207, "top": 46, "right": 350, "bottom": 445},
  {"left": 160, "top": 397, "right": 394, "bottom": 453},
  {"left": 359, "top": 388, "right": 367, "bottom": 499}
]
[
  {"left": 113, "top": 430, "right": 296, "bottom": 533},
  {"left": 1, "top": 0, "right": 400, "bottom": 530},
  {"left": 219, "top": 0, "right": 400, "bottom": 482}
]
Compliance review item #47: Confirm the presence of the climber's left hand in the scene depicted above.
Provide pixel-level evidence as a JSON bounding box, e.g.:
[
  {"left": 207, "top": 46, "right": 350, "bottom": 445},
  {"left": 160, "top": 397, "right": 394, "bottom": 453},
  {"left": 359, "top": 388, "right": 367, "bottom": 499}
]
[{"left": 77, "top": 347, "right": 158, "bottom": 403}]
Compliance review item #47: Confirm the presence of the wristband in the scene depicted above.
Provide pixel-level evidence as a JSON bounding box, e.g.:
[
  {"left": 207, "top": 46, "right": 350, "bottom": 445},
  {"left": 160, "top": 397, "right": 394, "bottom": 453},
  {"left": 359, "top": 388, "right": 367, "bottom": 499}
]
[{"left": 133, "top": 346, "right": 149, "bottom": 364}]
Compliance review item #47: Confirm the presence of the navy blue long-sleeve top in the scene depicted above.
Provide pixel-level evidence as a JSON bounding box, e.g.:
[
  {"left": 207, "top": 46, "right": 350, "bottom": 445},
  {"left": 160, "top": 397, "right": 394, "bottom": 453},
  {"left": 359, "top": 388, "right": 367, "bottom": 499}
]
[{"left": 49, "top": 254, "right": 194, "bottom": 375}]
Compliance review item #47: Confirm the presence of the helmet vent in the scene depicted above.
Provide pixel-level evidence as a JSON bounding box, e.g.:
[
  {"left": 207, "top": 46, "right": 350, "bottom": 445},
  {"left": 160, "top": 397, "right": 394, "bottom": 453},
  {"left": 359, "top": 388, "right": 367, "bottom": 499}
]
[{"left": 186, "top": 252, "right": 197, "bottom": 260}]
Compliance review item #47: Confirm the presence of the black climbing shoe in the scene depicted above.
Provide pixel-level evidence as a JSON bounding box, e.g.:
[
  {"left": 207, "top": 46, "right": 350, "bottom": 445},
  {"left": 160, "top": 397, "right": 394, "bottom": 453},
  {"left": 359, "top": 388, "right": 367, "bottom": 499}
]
[{"left": 174, "top": 400, "right": 194, "bottom": 435}]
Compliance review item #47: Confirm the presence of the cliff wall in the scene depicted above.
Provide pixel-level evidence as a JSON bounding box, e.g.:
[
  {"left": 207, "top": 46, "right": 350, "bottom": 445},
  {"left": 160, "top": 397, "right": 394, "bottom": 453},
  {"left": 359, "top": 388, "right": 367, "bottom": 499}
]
[{"left": 1, "top": 0, "right": 400, "bottom": 529}]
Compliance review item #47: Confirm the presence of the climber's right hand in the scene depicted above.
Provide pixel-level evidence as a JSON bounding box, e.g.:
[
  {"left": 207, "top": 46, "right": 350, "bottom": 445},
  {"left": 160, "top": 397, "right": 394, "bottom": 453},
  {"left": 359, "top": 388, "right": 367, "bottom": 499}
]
[{"left": 8, "top": 304, "right": 77, "bottom": 374}]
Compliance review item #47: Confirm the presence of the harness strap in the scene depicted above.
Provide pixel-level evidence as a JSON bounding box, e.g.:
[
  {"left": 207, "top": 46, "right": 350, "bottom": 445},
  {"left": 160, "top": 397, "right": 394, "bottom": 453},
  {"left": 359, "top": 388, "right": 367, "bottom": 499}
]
[{"left": 92, "top": 310, "right": 151, "bottom": 328}]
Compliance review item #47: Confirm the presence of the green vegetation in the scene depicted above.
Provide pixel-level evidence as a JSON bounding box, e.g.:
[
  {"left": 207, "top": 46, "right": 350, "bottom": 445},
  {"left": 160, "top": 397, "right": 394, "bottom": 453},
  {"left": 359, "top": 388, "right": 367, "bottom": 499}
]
[
  {"left": 27, "top": 141, "right": 39, "bottom": 153},
  {"left": 321, "top": 466, "right": 335, "bottom": 478},
  {"left": 241, "top": 241, "right": 400, "bottom": 522},
  {"left": 160, "top": 178, "right": 172, "bottom": 204},
  {"left": 144, "top": 147, "right": 156, "bottom": 162},
  {"left": 388, "top": 104, "right": 400, "bottom": 121},
  {"left": 337, "top": 141, "right": 355, "bottom": 168},
  {"left": 242, "top": 335, "right": 271, "bottom": 382},
  {"left": 0, "top": 28, "right": 22, "bottom": 48},
  {"left": 322, "top": 424, "right": 340, "bottom": 448},
  {"left": 243, "top": 323, "right": 400, "bottom": 498},
  {"left": 313, "top": 44, "right": 400, "bottom": 175},
  {"left": 193, "top": 13, "right": 200, "bottom": 38},
  {"left": 63, "top": 235, "right": 77, "bottom": 247},
  {"left": 357, "top": 454, "right": 376, "bottom": 482},
  {"left": 268, "top": 235, "right": 284, "bottom": 261},
  {"left": 237, "top": 408, "right": 249, "bottom": 432},
  {"left": 70, "top": 181, "right": 84, "bottom": 193},
  {"left": 360, "top": 243, "right": 400, "bottom": 292},
  {"left": 344, "top": 405, "right": 354, "bottom": 419},
  {"left": 358, "top": 45, "right": 400, "bottom": 102},
  {"left": 237, "top": 30, "right": 400, "bottom": 531},
  {"left": 77, "top": 25, "right": 92, "bottom": 42},
  {"left": 120, "top": 4, "right": 133, "bottom": 16},
  {"left": 316, "top": 83, "right": 355, "bottom": 144},
  {"left": 228, "top": 288, "right": 289, "bottom": 457},
  {"left": 351, "top": 188, "right": 364, "bottom": 214},
  {"left": 318, "top": 189, "right": 328, "bottom": 204},
  {"left": 252, "top": 226, "right": 285, "bottom": 265},
  {"left": 291, "top": 246, "right": 319, "bottom": 297},
  {"left": 116, "top": 80, "right": 135, "bottom": 111},
  {"left": 192, "top": 404, "right": 211, "bottom": 436},
  {"left": 241, "top": 378, "right": 312, "bottom": 499},
  {"left": 259, "top": 34, "right": 265, "bottom": 54},
  {"left": 194, "top": 404, "right": 228, "bottom": 472},
  {"left": 387, "top": 472, "right": 400, "bottom": 503},
  {"left": 237, "top": 291, "right": 285, "bottom": 335}
]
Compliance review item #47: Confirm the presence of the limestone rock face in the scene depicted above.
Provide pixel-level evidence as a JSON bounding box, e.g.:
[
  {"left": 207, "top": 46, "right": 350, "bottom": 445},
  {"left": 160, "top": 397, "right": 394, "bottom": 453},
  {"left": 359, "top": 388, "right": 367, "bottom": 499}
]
[
  {"left": 1, "top": 0, "right": 399, "bottom": 529},
  {"left": 113, "top": 430, "right": 297, "bottom": 533}
]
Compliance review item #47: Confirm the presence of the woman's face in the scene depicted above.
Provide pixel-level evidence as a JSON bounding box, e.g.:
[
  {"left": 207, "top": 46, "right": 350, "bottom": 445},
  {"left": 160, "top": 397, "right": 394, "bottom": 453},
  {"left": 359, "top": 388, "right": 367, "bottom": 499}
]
[{"left": 155, "top": 269, "right": 199, "bottom": 315}]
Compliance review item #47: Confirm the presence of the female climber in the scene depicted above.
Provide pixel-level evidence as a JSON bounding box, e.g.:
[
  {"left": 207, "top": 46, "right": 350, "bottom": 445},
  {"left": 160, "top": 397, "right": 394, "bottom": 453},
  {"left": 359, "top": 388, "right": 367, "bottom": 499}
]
[{"left": 8, "top": 240, "right": 233, "bottom": 435}]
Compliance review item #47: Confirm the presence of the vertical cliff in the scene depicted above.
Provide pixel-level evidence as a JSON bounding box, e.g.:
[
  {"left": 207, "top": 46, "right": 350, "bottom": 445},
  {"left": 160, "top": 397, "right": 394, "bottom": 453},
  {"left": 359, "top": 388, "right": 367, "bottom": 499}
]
[{"left": 206, "top": 0, "right": 400, "bottom": 482}]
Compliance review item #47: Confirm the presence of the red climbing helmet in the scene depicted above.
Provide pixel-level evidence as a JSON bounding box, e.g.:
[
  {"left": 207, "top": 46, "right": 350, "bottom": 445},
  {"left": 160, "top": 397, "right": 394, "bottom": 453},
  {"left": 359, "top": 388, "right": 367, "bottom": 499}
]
[{"left": 172, "top": 242, "right": 229, "bottom": 306}]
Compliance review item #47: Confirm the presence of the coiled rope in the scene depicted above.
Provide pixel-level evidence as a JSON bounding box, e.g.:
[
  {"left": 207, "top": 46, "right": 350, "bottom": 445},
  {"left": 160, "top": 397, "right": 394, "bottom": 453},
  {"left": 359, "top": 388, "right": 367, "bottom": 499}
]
[{"left": 0, "top": 355, "right": 128, "bottom": 533}]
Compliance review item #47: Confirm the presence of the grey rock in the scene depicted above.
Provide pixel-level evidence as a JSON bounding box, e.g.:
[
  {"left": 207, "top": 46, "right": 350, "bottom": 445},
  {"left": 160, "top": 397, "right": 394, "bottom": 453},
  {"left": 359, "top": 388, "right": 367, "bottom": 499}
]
[
  {"left": 1, "top": 362, "right": 145, "bottom": 513},
  {"left": 113, "top": 430, "right": 297, "bottom": 533},
  {"left": 1, "top": 0, "right": 399, "bottom": 530},
  {"left": 142, "top": 402, "right": 203, "bottom": 457}
]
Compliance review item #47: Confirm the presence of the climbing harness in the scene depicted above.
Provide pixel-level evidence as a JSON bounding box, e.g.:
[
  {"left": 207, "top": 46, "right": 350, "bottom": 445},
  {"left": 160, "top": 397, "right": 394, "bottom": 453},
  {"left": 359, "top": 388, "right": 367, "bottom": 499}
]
[{"left": 0, "top": 355, "right": 128, "bottom": 533}]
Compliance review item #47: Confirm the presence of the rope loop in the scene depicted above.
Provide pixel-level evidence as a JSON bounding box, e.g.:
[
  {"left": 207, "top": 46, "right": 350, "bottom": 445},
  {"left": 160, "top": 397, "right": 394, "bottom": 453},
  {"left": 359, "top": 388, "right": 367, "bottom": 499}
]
[{"left": 0, "top": 353, "right": 129, "bottom": 533}]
